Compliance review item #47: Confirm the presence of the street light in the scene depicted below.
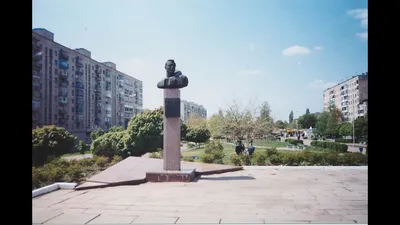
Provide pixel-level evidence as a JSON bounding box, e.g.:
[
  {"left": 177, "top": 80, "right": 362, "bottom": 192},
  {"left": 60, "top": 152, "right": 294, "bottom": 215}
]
[{"left": 352, "top": 99, "right": 355, "bottom": 146}]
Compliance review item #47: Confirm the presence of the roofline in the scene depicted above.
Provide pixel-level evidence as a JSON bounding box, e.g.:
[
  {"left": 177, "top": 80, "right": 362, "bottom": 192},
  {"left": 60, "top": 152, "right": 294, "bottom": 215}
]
[
  {"left": 323, "top": 74, "right": 367, "bottom": 92},
  {"left": 32, "top": 29, "right": 142, "bottom": 83}
]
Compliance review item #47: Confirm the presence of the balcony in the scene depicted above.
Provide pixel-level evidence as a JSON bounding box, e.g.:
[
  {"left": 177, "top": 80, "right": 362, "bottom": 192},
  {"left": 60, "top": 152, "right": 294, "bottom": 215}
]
[
  {"left": 32, "top": 42, "right": 42, "bottom": 52},
  {"left": 59, "top": 97, "right": 68, "bottom": 104},
  {"left": 76, "top": 115, "right": 84, "bottom": 121},
  {"left": 32, "top": 101, "right": 40, "bottom": 110},
  {"left": 59, "top": 49, "right": 69, "bottom": 60},
  {"left": 95, "top": 67, "right": 101, "bottom": 74},
  {"left": 32, "top": 81, "right": 41, "bottom": 89},
  {"left": 75, "top": 82, "right": 84, "bottom": 89},
  {"left": 59, "top": 108, "right": 67, "bottom": 115},
  {"left": 60, "top": 81, "right": 69, "bottom": 88},
  {"left": 32, "top": 72, "right": 41, "bottom": 80},
  {"left": 76, "top": 68, "right": 84, "bottom": 75},
  {"left": 59, "top": 70, "right": 67, "bottom": 77},
  {"left": 76, "top": 57, "right": 83, "bottom": 67},
  {"left": 95, "top": 75, "right": 102, "bottom": 82},
  {"left": 32, "top": 62, "right": 42, "bottom": 71},
  {"left": 32, "top": 53, "right": 43, "bottom": 62},
  {"left": 59, "top": 60, "right": 69, "bottom": 69}
]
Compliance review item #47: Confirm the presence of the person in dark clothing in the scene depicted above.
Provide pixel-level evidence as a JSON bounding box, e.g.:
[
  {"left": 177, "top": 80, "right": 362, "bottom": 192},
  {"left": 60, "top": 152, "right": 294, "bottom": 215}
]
[
  {"left": 247, "top": 145, "right": 255, "bottom": 156},
  {"left": 235, "top": 141, "right": 245, "bottom": 155}
]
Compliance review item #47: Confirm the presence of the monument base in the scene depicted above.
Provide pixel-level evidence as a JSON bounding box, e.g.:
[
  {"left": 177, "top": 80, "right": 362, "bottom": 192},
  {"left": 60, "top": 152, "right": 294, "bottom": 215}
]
[{"left": 146, "top": 169, "right": 196, "bottom": 182}]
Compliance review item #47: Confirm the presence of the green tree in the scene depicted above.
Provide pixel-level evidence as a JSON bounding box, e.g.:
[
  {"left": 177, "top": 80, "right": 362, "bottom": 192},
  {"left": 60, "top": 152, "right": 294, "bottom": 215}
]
[
  {"left": 305, "top": 108, "right": 310, "bottom": 115},
  {"left": 76, "top": 140, "right": 89, "bottom": 155},
  {"left": 298, "top": 113, "right": 317, "bottom": 129},
  {"left": 90, "top": 128, "right": 105, "bottom": 141},
  {"left": 208, "top": 114, "right": 224, "bottom": 138},
  {"left": 338, "top": 123, "right": 352, "bottom": 137},
  {"left": 275, "top": 120, "right": 285, "bottom": 129},
  {"left": 181, "top": 120, "right": 188, "bottom": 141},
  {"left": 32, "top": 125, "right": 77, "bottom": 166},
  {"left": 316, "top": 112, "right": 329, "bottom": 135},
  {"left": 354, "top": 114, "right": 368, "bottom": 140},
  {"left": 289, "top": 110, "right": 294, "bottom": 123},
  {"left": 91, "top": 131, "right": 128, "bottom": 158},
  {"left": 124, "top": 108, "right": 164, "bottom": 156},
  {"left": 108, "top": 126, "right": 124, "bottom": 132},
  {"left": 185, "top": 125, "right": 211, "bottom": 148}
]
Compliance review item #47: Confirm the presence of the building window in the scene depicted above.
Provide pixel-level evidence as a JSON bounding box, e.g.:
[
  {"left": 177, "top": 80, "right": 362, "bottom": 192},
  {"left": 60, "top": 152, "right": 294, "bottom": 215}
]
[
  {"left": 55, "top": 51, "right": 58, "bottom": 56},
  {"left": 54, "top": 114, "right": 57, "bottom": 119},
  {"left": 72, "top": 116, "right": 74, "bottom": 121},
  {"left": 72, "top": 66, "right": 75, "bottom": 71},
  {"left": 72, "top": 107, "right": 74, "bottom": 112}
]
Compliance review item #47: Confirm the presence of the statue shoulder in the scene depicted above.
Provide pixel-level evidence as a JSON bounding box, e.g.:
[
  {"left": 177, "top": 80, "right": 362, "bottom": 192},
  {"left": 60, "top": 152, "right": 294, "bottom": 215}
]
[{"left": 174, "top": 70, "right": 182, "bottom": 76}]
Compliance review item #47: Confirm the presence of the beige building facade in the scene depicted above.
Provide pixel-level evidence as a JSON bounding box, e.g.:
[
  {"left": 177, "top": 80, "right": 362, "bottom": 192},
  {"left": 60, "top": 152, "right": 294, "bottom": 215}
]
[
  {"left": 32, "top": 28, "right": 143, "bottom": 140},
  {"left": 180, "top": 100, "right": 207, "bottom": 122},
  {"left": 323, "top": 72, "right": 368, "bottom": 121}
]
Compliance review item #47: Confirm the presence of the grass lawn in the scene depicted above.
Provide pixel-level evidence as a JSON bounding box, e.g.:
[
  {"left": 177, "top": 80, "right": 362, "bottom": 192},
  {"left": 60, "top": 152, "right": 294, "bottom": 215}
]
[{"left": 181, "top": 141, "right": 312, "bottom": 161}]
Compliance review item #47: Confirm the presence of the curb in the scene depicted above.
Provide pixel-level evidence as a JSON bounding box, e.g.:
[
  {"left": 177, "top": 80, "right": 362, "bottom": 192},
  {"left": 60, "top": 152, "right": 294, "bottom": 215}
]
[{"left": 32, "top": 182, "right": 77, "bottom": 198}]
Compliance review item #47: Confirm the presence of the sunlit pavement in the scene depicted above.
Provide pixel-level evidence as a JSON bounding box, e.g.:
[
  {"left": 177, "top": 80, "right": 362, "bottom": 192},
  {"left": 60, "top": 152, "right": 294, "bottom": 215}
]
[{"left": 33, "top": 166, "right": 367, "bottom": 224}]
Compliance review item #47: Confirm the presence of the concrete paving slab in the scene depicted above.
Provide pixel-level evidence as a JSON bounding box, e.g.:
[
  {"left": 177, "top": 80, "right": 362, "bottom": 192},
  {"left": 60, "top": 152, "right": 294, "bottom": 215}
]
[
  {"left": 33, "top": 166, "right": 367, "bottom": 224},
  {"left": 86, "top": 214, "right": 137, "bottom": 224},
  {"left": 76, "top": 157, "right": 241, "bottom": 189}
]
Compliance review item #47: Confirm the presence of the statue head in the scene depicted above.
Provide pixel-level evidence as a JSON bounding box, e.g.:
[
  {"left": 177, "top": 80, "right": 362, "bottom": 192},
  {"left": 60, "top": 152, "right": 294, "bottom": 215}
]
[{"left": 165, "top": 59, "right": 176, "bottom": 77}]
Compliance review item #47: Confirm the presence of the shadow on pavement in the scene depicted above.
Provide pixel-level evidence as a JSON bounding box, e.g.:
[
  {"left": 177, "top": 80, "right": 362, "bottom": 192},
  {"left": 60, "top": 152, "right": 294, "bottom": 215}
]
[{"left": 195, "top": 176, "right": 255, "bottom": 181}]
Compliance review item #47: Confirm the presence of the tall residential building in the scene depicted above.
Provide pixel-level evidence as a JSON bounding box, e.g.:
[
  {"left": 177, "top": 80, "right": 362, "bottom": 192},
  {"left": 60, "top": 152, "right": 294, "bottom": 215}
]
[
  {"left": 32, "top": 28, "right": 143, "bottom": 140},
  {"left": 323, "top": 72, "right": 368, "bottom": 121},
  {"left": 180, "top": 100, "right": 207, "bottom": 122}
]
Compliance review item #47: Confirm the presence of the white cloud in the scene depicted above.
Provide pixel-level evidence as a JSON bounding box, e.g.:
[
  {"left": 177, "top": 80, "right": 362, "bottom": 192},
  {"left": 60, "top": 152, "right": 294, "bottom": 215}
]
[
  {"left": 347, "top": 8, "right": 368, "bottom": 40},
  {"left": 308, "top": 79, "right": 337, "bottom": 90},
  {"left": 239, "top": 69, "right": 261, "bottom": 75},
  {"left": 282, "top": 45, "right": 311, "bottom": 56},
  {"left": 313, "top": 46, "right": 323, "bottom": 50}
]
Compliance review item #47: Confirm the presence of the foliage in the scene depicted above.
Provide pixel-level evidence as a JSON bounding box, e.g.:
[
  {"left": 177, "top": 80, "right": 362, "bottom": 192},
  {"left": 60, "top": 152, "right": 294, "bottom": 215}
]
[
  {"left": 285, "top": 139, "right": 304, "bottom": 146},
  {"left": 298, "top": 113, "right": 317, "bottom": 129},
  {"left": 289, "top": 110, "right": 294, "bottom": 123},
  {"left": 200, "top": 140, "right": 225, "bottom": 164},
  {"left": 181, "top": 121, "right": 188, "bottom": 141},
  {"left": 108, "top": 126, "right": 124, "bottom": 132},
  {"left": 310, "top": 141, "right": 348, "bottom": 153},
  {"left": 94, "top": 156, "right": 110, "bottom": 168},
  {"left": 90, "top": 131, "right": 128, "bottom": 158},
  {"left": 32, "top": 157, "right": 111, "bottom": 190},
  {"left": 252, "top": 152, "right": 267, "bottom": 165},
  {"left": 275, "top": 120, "right": 286, "bottom": 129},
  {"left": 316, "top": 112, "right": 329, "bottom": 135},
  {"left": 32, "top": 125, "right": 77, "bottom": 166},
  {"left": 182, "top": 156, "right": 195, "bottom": 162},
  {"left": 338, "top": 123, "right": 352, "bottom": 137},
  {"left": 185, "top": 125, "right": 211, "bottom": 146},
  {"left": 124, "top": 108, "right": 164, "bottom": 156},
  {"left": 76, "top": 140, "right": 89, "bottom": 155},
  {"left": 110, "top": 155, "right": 123, "bottom": 165},
  {"left": 149, "top": 151, "right": 163, "bottom": 159},
  {"left": 216, "top": 100, "right": 274, "bottom": 143},
  {"left": 354, "top": 114, "right": 368, "bottom": 140},
  {"left": 208, "top": 112, "right": 225, "bottom": 138},
  {"left": 186, "top": 114, "right": 207, "bottom": 128},
  {"left": 90, "top": 128, "right": 105, "bottom": 141}
]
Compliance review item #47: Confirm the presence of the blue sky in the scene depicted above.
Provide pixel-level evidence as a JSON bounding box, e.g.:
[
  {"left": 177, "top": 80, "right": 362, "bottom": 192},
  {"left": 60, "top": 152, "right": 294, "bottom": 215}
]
[{"left": 32, "top": 0, "right": 367, "bottom": 121}]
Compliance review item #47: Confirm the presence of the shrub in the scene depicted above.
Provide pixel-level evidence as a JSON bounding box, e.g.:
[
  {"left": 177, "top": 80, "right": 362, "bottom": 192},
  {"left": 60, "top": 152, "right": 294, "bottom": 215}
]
[
  {"left": 90, "top": 131, "right": 127, "bottom": 159},
  {"left": 339, "top": 152, "right": 367, "bottom": 166},
  {"left": 253, "top": 152, "right": 267, "bottom": 165},
  {"left": 149, "top": 152, "right": 163, "bottom": 159},
  {"left": 310, "top": 141, "right": 348, "bottom": 153},
  {"left": 182, "top": 156, "right": 195, "bottom": 162},
  {"left": 76, "top": 140, "right": 89, "bottom": 155},
  {"left": 124, "top": 108, "right": 164, "bottom": 156},
  {"left": 32, "top": 125, "right": 77, "bottom": 166},
  {"left": 111, "top": 155, "right": 123, "bottom": 165},
  {"left": 239, "top": 154, "right": 252, "bottom": 166},
  {"left": 265, "top": 147, "right": 279, "bottom": 157},
  {"left": 230, "top": 154, "right": 242, "bottom": 166},
  {"left": 200, "top": 141, "right": 225, "bottom": 164},
  {"left": 285, "top": 139, "right": 303, "bottom": 145},
  {"left": 94, "top": 156, "right": 109, "bottom": 168}
]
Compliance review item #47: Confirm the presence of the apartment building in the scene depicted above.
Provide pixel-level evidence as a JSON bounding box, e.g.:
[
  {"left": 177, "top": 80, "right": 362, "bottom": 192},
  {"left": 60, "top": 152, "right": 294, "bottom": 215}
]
[
  {"left": 323, "top": 72, "right": 368, "bottom": 121},
  {"left": 180, "top": 100, "right": 207, "bottom": 122},
  {"left": 32, "top": 28, "right": 143, "bottom": 140}
]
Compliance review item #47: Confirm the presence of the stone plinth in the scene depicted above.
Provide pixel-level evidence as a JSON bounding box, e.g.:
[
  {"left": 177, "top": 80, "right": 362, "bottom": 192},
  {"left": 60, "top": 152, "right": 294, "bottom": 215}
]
[
  {"left": 146, "top": 169, "right": 196, "bottom": 182},
  {"left": 163, "top": 89, "right": 181, "bottom": 171}
]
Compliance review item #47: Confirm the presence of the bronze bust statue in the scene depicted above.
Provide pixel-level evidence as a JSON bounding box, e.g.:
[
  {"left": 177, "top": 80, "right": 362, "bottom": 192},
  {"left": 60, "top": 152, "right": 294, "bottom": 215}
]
[{"left": 157, "top": 59, "right": 189, "bottom": 89}]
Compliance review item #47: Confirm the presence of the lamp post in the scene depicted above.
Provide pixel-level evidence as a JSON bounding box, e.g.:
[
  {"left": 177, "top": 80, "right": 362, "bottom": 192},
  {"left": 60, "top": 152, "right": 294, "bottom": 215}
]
[{"left": 352, "top": 100, "right": 355, "bottom": 146}]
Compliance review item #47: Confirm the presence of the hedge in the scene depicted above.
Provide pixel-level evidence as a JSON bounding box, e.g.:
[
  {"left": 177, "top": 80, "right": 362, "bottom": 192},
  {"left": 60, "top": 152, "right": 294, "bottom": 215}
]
[
  {"left": 310, "top": 141, "right": 348, "bottom": 153},
  {"left": 285, "top": 139, "right": 304, "bottom": 145}
]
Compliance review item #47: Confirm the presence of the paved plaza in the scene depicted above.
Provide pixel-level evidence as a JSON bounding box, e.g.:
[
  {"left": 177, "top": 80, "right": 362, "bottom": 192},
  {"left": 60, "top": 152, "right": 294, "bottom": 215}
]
[{"left": 33, "top": 166, "right": 367, "bottom": 224}]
